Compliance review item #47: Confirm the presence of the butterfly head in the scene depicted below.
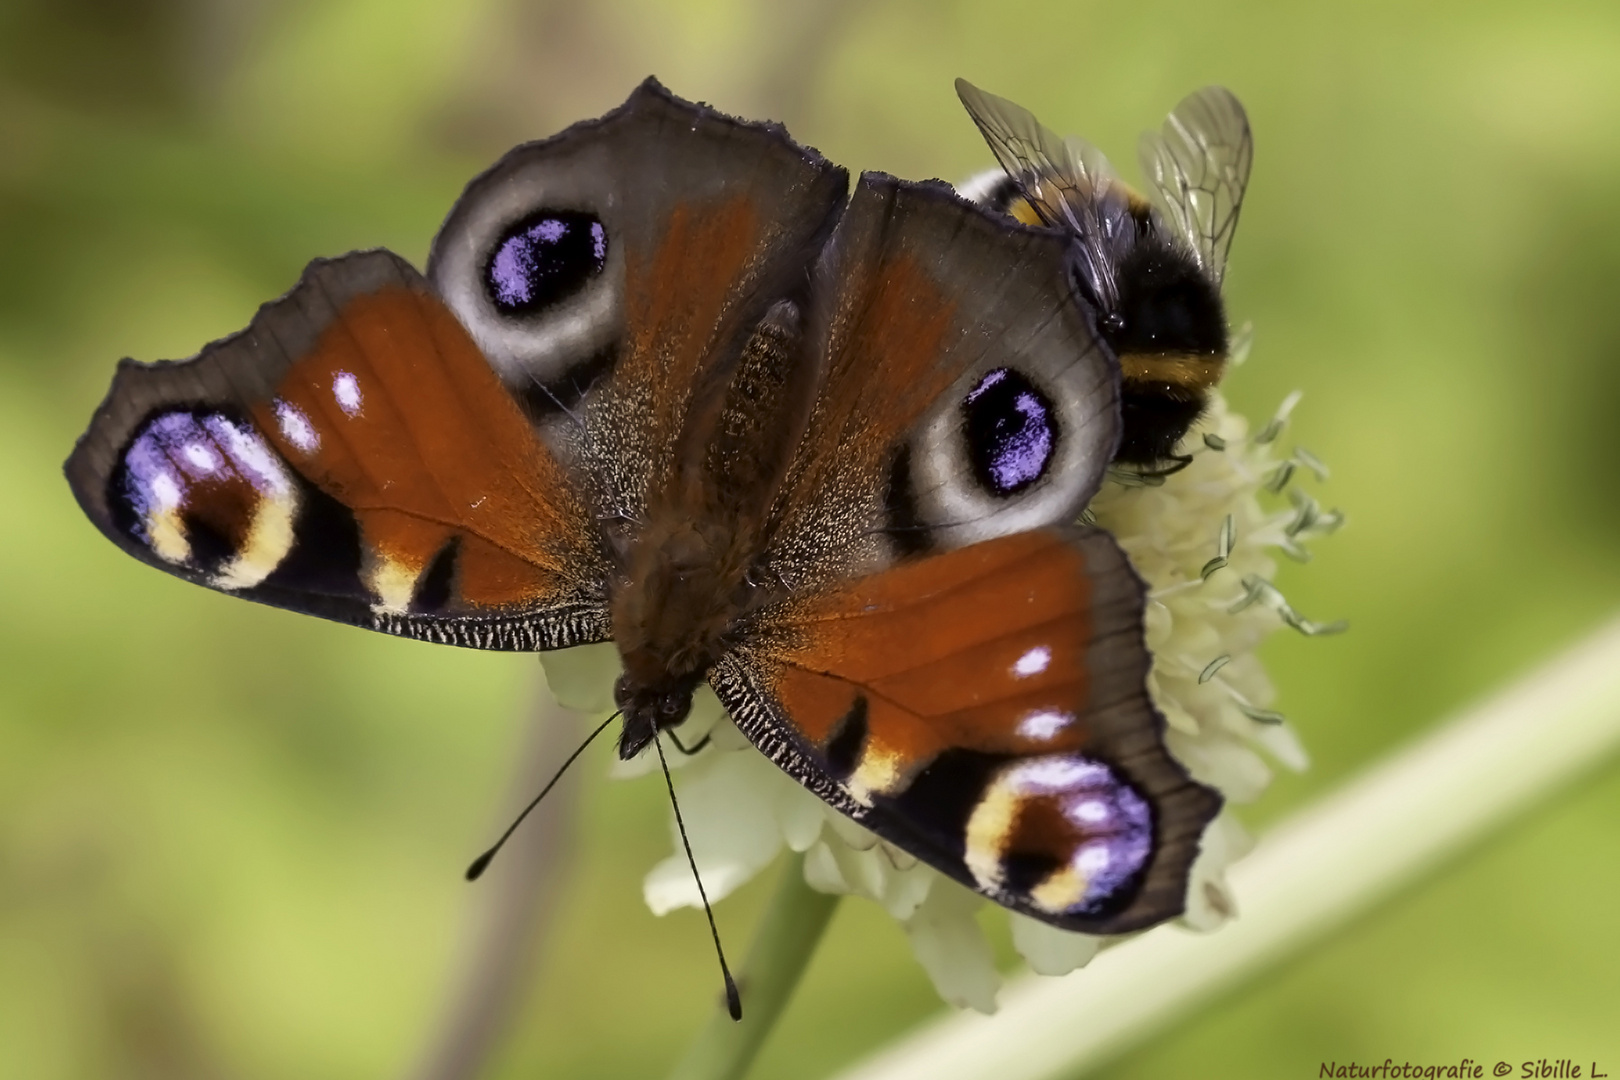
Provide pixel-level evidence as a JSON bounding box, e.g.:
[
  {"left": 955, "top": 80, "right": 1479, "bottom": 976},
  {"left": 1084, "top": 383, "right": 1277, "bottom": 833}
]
[
  {"left": 608, "top": 505, "right": 763, "bottom": 760},
  {"left": 614, "top": 670, "right": 701, "bottom": 759}
]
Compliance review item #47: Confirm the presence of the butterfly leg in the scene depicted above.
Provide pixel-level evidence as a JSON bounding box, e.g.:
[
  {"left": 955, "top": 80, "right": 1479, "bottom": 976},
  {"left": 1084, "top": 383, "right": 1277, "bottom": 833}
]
[{"left": 665, "top": 728, "right": 713, "bottom": 756}]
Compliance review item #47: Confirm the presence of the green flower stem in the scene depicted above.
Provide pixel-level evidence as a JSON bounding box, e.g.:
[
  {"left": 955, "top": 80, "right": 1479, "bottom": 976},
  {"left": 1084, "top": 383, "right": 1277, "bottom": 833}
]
[{"left": 666, "top": 852, "right": 841, "bottom": 1080}]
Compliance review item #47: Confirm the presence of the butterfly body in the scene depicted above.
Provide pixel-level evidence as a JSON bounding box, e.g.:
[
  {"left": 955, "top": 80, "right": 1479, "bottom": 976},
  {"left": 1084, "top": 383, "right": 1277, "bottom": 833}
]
[
  {"left": 68, "top": 79, "right": 1219, "bottom": 937},
  {"left": 609, "top": 286, "right": 824, "bottom": 756},
  {"left": 956, "top": 79, "right": 1252, "bottom": 466}
]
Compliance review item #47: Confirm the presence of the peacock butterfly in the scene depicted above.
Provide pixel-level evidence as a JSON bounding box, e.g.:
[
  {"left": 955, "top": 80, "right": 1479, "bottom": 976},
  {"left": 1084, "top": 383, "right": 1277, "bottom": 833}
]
[{"left": 65, "top": 79, "right": 1220, "bottom": 956}]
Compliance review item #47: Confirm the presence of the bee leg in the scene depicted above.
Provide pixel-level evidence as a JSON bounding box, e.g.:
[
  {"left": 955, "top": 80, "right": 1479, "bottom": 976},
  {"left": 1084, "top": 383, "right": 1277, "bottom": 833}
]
[{"left": 1145, "top": 453, "right": 1194, "bottom": 478}]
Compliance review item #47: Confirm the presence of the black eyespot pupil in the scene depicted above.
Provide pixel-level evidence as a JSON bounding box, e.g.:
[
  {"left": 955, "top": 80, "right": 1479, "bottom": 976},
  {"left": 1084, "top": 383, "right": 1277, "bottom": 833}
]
[
  {"left": 484, "top": 210, "right": 606, "bottom": 316},
  {"left": 961, "top": 368, "right": 1057, "bottom": 496}
]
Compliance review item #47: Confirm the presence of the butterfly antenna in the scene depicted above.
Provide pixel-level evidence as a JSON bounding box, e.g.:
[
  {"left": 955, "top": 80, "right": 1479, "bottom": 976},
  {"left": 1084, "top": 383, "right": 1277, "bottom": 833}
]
[
  {"left": 465, "top": 709, "right": 620, "bottom": 882},
  {"left": 652, "top": 732, "right": 743, "bottom": 1021}
]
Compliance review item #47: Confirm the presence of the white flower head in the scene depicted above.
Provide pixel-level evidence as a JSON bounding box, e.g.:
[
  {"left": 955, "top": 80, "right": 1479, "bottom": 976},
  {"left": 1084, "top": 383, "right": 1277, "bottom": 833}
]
[{"left": 541, "top": 346, "right": 1342, "bottom": 1013}]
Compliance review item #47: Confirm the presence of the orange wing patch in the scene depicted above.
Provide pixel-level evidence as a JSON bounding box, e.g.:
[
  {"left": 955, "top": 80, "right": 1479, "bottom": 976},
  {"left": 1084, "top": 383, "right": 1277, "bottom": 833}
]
[
  {"left": 768, "top": 530, "right": 1100, "bottom": 798},
  {"left": 727, "top": 526, "right": 1220, "bottom": 932},
  {"left": 251, "top": 284, "right": 595, "bottom": 613}
]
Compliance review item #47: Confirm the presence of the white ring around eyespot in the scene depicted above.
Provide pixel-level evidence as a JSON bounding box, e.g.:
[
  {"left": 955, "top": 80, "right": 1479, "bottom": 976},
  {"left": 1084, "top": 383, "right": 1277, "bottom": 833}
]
[
  {"left": 1075, "top": 843, "right": 1113, "bottom": 876},
  {"left": 149, "top": 471, "right": 182, "bottom": 511},
  {"left": 427, "top": 139, "right": 625, "bottom": 390},
  {"left": 904, "top": 349, "right": 1117, "bottom": 549},
  {"left": 209, "top": 486, "right": 301, "bottom": 591}
]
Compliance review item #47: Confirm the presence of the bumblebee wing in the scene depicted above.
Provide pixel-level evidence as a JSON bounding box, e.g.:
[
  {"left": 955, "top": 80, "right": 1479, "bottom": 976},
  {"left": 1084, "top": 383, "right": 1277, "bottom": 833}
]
[
  {"left": 954, "top": 78, "right": 1120, "bottom": 234},
  {"left": 1137, "top": 86, "right": 1253, "bottom": 286}
]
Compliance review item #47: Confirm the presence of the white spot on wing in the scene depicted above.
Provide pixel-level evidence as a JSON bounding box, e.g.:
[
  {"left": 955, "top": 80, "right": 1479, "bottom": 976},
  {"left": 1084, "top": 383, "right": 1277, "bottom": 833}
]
[
  {"left": 333, "top": 371, "right": 362, "bottom": 416},
  {"left": 1076, "top": 844, "right": 1112, "bottom": 876},
  {"left": 1073, "top": 798, "right": 1109, "bottom": 824},
  {"left": 1013, "top": 645, "right": 1051, "bottom": 678},
  {"left": 183, "top": 443, "right": 218, "bottom": 472},
  {"left": 275, "top": 399, "right": 319, "bottom": 452},
  {"left": 1016, "top": 708, "right": 1075, "bottom": 740},
  {"left": 150, "top": 471, "right": 182, "bottom": 510}
]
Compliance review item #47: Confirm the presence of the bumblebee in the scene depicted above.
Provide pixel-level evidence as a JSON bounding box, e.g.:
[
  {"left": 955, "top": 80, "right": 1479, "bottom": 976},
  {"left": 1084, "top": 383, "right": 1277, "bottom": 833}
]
[{"left": 955, "top": 79, "right": 1253, "bottom": 468}]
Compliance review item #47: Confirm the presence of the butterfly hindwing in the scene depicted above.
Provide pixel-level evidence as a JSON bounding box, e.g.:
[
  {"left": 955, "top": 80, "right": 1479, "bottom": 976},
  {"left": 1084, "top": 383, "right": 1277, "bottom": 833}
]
[
  {"left": 65, "top": 250, "right": 610, "bottom": 649},
  {"left": 715, "top": 526, "right": 1219, "bottom": 933},
  {"left": 702, "top": 172, "right": 1214, "bottom": 931}
]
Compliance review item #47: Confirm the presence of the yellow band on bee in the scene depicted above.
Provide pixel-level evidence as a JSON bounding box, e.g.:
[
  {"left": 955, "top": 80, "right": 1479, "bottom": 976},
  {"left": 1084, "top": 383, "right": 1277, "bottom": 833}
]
[{"left": 1119, "top": 352, "right": 1227, "bottom": 390}]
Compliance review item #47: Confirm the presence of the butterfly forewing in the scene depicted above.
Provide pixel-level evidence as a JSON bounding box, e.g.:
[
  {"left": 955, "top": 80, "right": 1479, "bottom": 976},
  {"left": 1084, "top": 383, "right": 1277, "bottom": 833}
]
[
  {"left": 427, "top": 79, "right": 849, "bottom": 539},
  {"left": 66, "top": 251, "right": 610, "bottom": 650}
]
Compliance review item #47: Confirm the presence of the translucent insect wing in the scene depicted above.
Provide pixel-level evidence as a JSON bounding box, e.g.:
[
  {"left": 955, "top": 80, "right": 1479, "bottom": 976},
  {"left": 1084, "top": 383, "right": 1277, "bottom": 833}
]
[
  {"left": 954, "top": 78, "right": 1120, "bottom": 236},
  {"left": 1137, "top": 86, "right": 1253, "bottom": 286}
]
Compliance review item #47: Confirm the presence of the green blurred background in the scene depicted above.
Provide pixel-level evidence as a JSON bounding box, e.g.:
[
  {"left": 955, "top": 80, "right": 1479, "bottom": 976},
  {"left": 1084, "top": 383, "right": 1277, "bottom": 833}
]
[{"left": 3, "top": 0, "right": 1619, "bottom": 1077}]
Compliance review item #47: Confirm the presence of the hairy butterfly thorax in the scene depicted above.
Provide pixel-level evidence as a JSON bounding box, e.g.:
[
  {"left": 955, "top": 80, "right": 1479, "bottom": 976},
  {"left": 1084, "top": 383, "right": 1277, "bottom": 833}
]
[
  {"left": 611, "top": 294, "right": 816, "bottom": 758},
  {"left": 956, "top": 79, "right": 1252, "bottom": 469}
]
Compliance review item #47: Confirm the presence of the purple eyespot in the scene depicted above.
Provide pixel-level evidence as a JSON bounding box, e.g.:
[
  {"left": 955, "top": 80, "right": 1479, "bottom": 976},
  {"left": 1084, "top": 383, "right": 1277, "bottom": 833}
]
[
  {"left": 962, "top": 367, "right": 1056, "bottom": 496},
  {"left": 1001, "top": 754, "right": 1153, "bottom": 915},
  {"left": 484, "top": 210, "right": 607, "bottom": 316},
  {"left": 112, "top": 409, "right": 293, "bottom": 570}
]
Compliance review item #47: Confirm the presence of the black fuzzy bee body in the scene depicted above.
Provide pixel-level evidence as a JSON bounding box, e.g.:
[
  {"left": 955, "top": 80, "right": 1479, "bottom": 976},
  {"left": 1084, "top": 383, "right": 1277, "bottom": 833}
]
[{"left": 957, "top": 81, "right": 1253, "bottom": 467}]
